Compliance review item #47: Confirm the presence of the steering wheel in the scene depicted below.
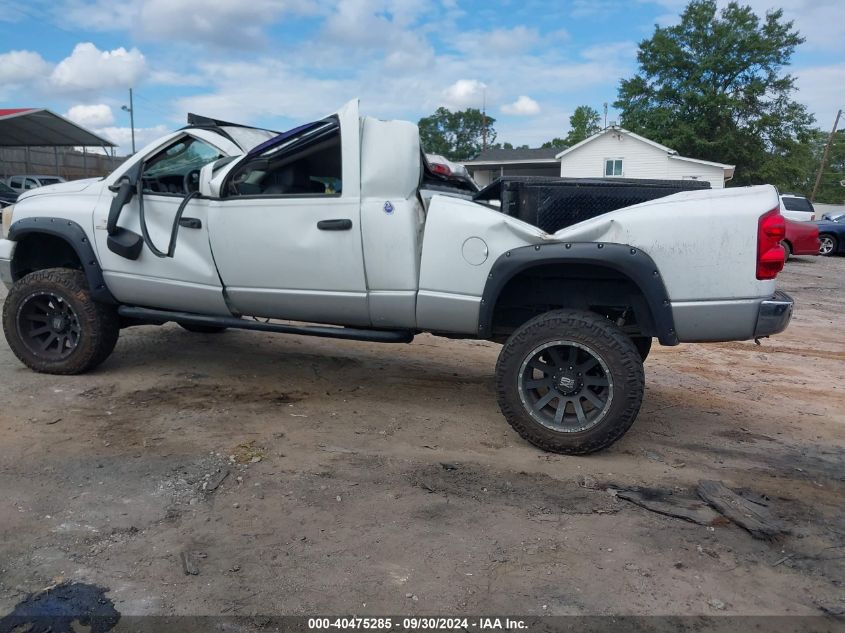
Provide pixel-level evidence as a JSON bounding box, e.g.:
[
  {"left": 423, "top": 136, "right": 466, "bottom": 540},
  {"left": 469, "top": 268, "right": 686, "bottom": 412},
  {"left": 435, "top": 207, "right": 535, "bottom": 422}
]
[{"left": 183, "top": 169, "right": 201, "bottom": 194}]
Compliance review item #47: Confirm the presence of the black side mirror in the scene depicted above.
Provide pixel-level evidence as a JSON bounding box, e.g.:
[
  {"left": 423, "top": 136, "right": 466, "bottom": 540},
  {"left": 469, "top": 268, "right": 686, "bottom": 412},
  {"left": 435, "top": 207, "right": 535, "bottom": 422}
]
[
  {"left": 107, "top": 180, "right": 135, "bottom": 235},
  {"left": 106, "top": 163, "right": 144, "bottom": 260}
]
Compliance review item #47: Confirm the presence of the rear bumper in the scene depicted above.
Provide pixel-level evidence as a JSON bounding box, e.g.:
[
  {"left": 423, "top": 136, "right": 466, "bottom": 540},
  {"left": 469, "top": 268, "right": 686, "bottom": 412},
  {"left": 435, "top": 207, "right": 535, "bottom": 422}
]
[
  {"left": 754, "top": 290, "right": 794, "bottom": 338},
  {"left": 671, "top": 291, "right": 794, "bottom": 342}
]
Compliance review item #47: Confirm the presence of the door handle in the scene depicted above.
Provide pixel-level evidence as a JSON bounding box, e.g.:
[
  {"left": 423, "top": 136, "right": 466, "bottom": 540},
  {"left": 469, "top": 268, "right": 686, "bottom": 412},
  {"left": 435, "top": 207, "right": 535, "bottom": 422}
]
[
  {"left": 179, "top": 217, "right": 202, "bottom": 229},
  {"left": 317, "top": 219, "right": 352, "bottom": 231}
]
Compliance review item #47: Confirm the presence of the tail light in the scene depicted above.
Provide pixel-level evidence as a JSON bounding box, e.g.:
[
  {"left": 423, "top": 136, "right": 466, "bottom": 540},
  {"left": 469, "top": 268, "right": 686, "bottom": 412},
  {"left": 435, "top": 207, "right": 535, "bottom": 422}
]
[
  {"left": 429, "top": 162, "right": 452, "bottom": 176},
  {"left": 757, "top": 208, "right": 786, "bottom": 280}
]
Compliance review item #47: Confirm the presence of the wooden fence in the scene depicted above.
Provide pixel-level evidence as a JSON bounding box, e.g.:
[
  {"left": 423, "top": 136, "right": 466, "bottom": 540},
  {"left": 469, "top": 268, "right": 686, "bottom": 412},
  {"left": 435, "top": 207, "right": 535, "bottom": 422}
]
[{"left": 0, "top": 146, "right": 126, "bottom": 181}]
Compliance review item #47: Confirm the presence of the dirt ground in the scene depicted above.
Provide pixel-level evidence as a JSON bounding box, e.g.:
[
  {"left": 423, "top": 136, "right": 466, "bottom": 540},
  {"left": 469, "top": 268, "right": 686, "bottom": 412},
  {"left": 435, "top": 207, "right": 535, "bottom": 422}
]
[{"left": 0, "top": 255, "right": 843, "bottom": 623}]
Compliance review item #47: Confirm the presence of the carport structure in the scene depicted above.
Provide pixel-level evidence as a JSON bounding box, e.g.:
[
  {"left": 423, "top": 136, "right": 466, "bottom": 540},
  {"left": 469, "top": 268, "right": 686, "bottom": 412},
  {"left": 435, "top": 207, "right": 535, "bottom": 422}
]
[{"left": 0, "top": 108, "right": 117, "bottom": 179}]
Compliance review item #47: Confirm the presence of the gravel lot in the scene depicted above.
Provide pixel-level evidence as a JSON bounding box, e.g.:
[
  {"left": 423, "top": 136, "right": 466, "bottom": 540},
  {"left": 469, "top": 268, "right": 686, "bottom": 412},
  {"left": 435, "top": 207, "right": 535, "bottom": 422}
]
[{"left": 0, "top": 255, "right": 843, "bottom": 622}]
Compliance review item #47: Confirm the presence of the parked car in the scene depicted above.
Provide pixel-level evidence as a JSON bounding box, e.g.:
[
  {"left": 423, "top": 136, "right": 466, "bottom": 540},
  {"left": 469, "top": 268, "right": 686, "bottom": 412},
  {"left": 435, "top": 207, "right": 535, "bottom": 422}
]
[
  {"left": 779, "top": 193, "right": 815, "bottom": 222},
  {"left": 0, "top": 100, "right": 794, "bottom": 455},
  {"left": 5, "top": 175, "right": 66, "bottom": 193},
  {"left": 782, "top": 218, "right": 819, "bottom": 259},
  {"left": 814, "top": 213, "right": 845, "bottom": 256},
  {"left": 0, "top": 181, "right": 18, "bottom": 207}
]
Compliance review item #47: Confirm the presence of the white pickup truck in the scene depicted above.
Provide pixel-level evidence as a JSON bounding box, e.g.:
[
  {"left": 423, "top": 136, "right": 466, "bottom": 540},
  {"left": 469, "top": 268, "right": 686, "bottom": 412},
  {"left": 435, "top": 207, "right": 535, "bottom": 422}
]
[{"left": 0, "top": 100, "right": 793, "bottom": 454}]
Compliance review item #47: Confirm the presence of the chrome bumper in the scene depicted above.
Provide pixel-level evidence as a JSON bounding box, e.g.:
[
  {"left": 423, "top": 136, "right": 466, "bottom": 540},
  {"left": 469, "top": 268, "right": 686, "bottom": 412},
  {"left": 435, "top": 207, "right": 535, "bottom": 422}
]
[{"left": 754, "top": 291, "right": 794, "bottom": 338}]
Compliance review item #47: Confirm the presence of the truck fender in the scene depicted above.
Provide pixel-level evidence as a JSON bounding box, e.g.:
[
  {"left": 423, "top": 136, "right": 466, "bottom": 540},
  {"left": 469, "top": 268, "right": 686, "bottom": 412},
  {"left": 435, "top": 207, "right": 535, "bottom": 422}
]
[
  {"left": 8, "top": 217, "right": 117, "bottom": 304},
  {"left": 477, "top": 242, "right": 679, "bottom": 346}
]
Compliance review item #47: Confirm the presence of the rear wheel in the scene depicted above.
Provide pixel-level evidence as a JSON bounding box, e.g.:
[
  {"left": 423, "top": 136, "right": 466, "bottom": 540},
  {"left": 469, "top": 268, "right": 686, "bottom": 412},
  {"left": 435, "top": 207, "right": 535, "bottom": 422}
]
[
  {"left": 179, "top": 323, "right": 228, "bottom": 334},
  {"left": 495, "top": 310, "right": 645, "bottom": 455},
  {"left": 2, "top": 268, "right": 119, "bottom": 374},
  {"left": 781, "top": 240, "right": 792, "bottom": 261},
  {"left": 819, "top": 234, "right": 837, "bottom": 256}
]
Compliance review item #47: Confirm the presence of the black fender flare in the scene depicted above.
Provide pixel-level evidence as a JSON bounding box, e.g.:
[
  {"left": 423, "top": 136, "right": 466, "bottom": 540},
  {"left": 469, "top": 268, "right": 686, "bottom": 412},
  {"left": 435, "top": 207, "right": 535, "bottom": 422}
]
[
  {"left": 477, "top": 242, "right": 679, "bottom": 346},
  {"left": 8, "top": 217, "right": 117, "bottom": 304}
]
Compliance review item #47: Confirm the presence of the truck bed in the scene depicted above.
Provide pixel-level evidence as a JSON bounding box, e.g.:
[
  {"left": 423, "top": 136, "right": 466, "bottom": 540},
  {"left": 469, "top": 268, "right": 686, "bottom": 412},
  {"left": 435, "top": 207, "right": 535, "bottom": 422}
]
[{"left": 473, "top": 176, "right": 711, "bottom": 233}]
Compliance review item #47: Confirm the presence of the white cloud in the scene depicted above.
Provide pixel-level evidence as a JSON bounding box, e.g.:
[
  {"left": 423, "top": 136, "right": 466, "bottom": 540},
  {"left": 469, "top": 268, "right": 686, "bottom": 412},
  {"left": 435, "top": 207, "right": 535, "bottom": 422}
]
[
  {"left": 175, "top": 60, "right": 354, "bottom": 122},
  {"left": 61, "top": 0, "right": 320, "bottom": 47},
  {"left": 0, "top": 50, "right": 51, "bottom": 85},
  {"left": 441, "top": 79, "right": 487, "bottom": 109},
  {"left": 51, "top": 43, "right": 147, "bottom": 92},
  {"left": 65, "top": 103, "right": 115, "bottom": 127},
  {"left": 795, "top": 64, "right": 845, "bottom": 126},
  {"left": 501, "top": 95, "right": 541, "bottom": 116},
  {"left": 454, "top": 26, "right": 541, "bottom": 57},
  {"left": 95, "top": 125, "right": 170, "bottom": 156},
  {"left": 61, "top": 0, "right": 137, "bottom": 30}
]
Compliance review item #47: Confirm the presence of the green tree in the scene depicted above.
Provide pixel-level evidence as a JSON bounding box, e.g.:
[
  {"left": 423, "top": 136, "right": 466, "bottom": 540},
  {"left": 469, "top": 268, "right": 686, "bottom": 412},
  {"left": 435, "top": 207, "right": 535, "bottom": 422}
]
[
  {"left": 614, "top": 0, "right": 814, "bottom": 189},
  {"left": 541, "top": 138, "right": 567, "bottom": 149},
  {"left": 418, "top": 107, "right": 497, "bottom": 161},
  {"left": 565, "top": 106, "right": 601, "bottom": 145}
]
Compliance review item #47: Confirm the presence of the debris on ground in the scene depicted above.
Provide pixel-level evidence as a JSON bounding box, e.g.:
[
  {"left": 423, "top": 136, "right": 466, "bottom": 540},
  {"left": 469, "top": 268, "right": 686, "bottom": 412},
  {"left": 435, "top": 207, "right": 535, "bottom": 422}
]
[
  {"left": 180, "top": 551, "right": 200, "bottom": 576},
  {"left": 616, "top": 487, "right": 721, "bottom": 526},
  {"left": 230, "top": 441, "right": 265, "bottom": 465},
  {"left": 203, "top": 468, "right": 229, "bottom": 493},
  {"left": 697, "top": 480, "right": 788, "bottom": 540}
]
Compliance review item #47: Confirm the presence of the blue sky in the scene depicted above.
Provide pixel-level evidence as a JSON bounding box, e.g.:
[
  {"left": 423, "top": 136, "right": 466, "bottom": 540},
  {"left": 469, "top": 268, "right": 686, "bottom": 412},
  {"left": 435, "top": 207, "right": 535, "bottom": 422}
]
[{"left": 0, "top": 0, "right": 841, "bottom": 154}]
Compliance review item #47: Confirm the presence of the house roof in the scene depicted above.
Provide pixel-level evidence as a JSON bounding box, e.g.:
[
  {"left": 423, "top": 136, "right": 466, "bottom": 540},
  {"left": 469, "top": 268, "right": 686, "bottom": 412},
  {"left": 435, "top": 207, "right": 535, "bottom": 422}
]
[
  {"left": 554, "top": 126, "right": 735, "bottom": 176},
  {"left": 0, "top": 108, "right": 116, "bottom": 147},
  {"left": 464, "top": 146, "right": 561, "bottom": 166}
]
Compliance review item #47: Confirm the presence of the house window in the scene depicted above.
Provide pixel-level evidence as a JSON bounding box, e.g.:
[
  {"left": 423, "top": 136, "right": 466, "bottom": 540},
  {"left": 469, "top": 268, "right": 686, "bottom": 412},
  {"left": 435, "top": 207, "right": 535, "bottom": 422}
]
[{"left": 604, "top": 159, "right": 623, "bottom": 177}]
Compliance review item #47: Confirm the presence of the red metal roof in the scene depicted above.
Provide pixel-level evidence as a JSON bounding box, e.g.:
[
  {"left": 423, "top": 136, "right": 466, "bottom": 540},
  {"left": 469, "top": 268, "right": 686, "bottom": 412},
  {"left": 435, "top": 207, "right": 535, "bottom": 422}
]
[{"left": 0, "top": 108, "right": 37, "bottom": 118}]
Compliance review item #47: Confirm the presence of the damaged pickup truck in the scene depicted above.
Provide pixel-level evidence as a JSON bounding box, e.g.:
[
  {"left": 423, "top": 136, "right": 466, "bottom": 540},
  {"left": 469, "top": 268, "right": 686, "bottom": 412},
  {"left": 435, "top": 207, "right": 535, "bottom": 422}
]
[{"left": 0, "top": 100, "right": 793, "bottom": 454}]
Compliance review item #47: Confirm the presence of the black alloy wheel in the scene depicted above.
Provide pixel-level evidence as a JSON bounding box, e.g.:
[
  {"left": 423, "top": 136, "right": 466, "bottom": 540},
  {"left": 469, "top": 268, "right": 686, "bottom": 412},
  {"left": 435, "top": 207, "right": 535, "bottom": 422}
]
[
  {"left": 517, "top": 340, "right": 613, "bottom": 433},
  {"left": 16, "top": 291, "right": 82, "bottom": 360}
]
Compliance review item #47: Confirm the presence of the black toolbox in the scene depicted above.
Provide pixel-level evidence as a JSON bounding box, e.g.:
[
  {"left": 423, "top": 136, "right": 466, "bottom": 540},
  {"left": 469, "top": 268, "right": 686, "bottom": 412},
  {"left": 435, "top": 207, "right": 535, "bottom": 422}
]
[{"left": 473, "top": 176, "right": 711, "bottom": 233}]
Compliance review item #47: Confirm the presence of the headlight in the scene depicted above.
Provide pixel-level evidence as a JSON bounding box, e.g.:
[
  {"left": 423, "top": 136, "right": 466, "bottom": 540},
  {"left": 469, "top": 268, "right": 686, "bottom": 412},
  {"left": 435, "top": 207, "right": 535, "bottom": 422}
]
[{"left": 1, "top": 204, "right": 14, "bottom": 238}]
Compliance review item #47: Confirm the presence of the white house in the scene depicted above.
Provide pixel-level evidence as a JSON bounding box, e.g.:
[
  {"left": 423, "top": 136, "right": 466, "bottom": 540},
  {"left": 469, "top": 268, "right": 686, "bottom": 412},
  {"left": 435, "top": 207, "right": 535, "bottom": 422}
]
[
  {"left": 555, "top": 127, "right": 735, "bottom": 188},
  {"left": 462, "top": 147, "right": 561, "bottom": 187}
]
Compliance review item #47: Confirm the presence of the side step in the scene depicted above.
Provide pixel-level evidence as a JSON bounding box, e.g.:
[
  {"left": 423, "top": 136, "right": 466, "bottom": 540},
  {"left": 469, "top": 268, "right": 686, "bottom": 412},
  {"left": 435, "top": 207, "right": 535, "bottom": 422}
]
[{"left": 117, "top": 306, "right": 415, "bottom": 344}]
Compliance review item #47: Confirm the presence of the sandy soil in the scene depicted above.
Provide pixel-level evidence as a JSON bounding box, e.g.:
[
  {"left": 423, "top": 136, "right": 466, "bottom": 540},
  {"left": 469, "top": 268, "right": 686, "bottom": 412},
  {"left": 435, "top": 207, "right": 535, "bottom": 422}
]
[{"left": 0, "top": 255, "right": 843, "bottom": 621}]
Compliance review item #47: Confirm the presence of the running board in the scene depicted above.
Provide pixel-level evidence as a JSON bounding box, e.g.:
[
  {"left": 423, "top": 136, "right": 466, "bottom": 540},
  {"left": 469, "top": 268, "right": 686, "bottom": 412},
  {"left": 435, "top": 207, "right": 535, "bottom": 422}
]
[{"left": 117, "top": 306, "right": 415, "bottom": 343}]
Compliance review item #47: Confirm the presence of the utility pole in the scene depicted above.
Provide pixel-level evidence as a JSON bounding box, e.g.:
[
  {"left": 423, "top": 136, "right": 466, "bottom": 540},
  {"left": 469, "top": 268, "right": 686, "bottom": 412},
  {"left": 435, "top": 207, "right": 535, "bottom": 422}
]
[
  {"left": 603, "top": 102, "right": 608, "bottom": 129},
  {"left": 481, "top": 89, "right": 488, "bottom": 152},
  {"left": 121, "top": 88, "right": 136, "bottom": 154},
  {"left": 811, "top": 108, "right": 842, "bottom": 203}
]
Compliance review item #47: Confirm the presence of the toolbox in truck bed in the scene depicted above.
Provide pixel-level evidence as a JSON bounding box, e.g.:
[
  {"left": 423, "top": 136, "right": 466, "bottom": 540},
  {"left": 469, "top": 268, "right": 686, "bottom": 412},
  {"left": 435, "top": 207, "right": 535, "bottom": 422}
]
[{"left": 473, "top": 176, "right": 711, "bottom": 233}]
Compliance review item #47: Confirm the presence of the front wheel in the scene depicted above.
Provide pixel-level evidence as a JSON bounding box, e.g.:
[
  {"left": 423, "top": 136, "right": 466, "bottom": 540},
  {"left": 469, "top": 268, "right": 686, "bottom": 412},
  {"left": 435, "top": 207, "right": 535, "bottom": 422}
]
[
  {"left": 2, "top": 268, "right": 120, "bottom": 374},
  {"left": 495, "top": 310, "right": 645, "bottom": 455},
  {"left": 819, "top": 234, "right": 837, "bottom": 256}
]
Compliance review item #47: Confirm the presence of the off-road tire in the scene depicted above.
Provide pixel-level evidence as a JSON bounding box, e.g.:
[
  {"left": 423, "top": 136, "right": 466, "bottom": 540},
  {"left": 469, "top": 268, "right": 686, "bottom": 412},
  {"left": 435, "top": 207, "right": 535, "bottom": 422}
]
[
  {"left": 3, "top": 268, "right": 120, "bottom": 374},
  {"left": 495, "top": 310, "right": 645, "bottom": 455},
  {"left": 179, "top": 323, "right": 228, "bottom": 334},
  {"left": 632, "top": 336, "right": 652, "bottom": 361}
]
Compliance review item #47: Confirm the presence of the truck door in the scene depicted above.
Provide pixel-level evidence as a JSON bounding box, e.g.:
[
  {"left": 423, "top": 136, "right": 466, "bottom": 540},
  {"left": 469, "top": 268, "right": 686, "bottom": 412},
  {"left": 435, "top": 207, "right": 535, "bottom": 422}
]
[
  {"left": 93, "top": 132, "right": 233, "bottom": 315},
  {"left": 206, "top": 100, "right": 369, "bottom": 326}
]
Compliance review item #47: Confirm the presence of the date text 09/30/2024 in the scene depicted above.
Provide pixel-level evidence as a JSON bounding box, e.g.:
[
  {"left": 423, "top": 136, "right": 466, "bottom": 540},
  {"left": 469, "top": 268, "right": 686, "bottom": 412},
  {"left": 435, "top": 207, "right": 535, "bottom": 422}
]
[{"left": 307, "top": 617, "right": 528, "bottom": 630}]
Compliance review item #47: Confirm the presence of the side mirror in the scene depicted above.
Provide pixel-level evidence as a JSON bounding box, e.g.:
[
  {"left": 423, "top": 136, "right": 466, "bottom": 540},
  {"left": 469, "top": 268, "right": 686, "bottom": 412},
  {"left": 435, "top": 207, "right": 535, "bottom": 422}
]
[
  {"left": 106, "top": 164, "right": 144, "bottom": 260},
  {"left": 107, "top": 179, "right": 136, "bottom": 234}
]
